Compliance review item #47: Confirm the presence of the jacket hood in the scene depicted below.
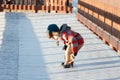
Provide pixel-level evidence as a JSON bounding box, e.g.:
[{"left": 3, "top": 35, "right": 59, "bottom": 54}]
[{"left": 60, "top": 24, "right": 71, "bottom": 33}]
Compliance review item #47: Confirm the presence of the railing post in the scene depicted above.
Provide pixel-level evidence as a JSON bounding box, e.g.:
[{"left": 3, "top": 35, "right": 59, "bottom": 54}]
[
  {"left": 66, "top": 0, "right": 72, "bottom": 13},
  {"left": 34, "top": 0, "right": 38, "bottom": 13},
  {"left": 66, "top": 0, "right": 69, "bottom": 13},
  {"left": 0, "top": 0, "right": 4, "bottom": 11}
]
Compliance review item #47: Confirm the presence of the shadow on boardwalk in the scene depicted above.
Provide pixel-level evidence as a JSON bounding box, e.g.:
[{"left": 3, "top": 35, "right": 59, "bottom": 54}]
[
  {"left": 0, "top": 13, "right": 19, "bottom": 80},
  {"left": 0, "top": 12, "right": 51, "bottom": 80}
]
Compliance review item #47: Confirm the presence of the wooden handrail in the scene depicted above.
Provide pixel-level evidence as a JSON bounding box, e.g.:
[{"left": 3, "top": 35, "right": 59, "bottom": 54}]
[
  {"left": 77, "top": 0, "right": 120, "bottom": 53},
  {"left": 0, "top": 0, "right": 73, "bottom": 13},
  {"left": 77, "top": 0, "right": 120, "bottom": 40}
]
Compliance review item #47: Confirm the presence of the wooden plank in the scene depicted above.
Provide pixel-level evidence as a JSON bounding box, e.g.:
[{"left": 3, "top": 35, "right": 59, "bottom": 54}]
[
  {"left": 62, "top": 0, "right": 66, "bottom": 12},
  {"left": 96, "top": 27, "right": 103, "bottom": 38},
  {"left": 58, "top": 0, "right": 62, "bottom": 12},
  {"left": 109, "top": 35, "right": 119, "bottom": 50},
  {"left": 102, "top": 30, "right": 110, "bottom": 44},
  {"left": 50, "top": 0, "right": 53, "bottom": 11},
  {"left": 23, "top": 5, "right": 27, "bottom": 10},
  {"left": 6, "top": 4, "right": 9, "bottom": 9},
  {"left": 42, "top": 5, "right": 45, "bottom": 11},
  {"left": 45, "top": 0, "right": 49, "bottom": 12},
  {"left": 10, "top": 4, "right": 13, "bottom": 11},
  {"left": 118, "top": 41, "right": 120, "bottom": 54},
  {"left": 112, "top": 22, "right": 119, "bottom": 38},
  {"left": 27, "top": 5, "right": 30, "bottom": 11},
  {"left": 91, "top": 23, "right": 97, "bottom": 33},
  {"left": 14, "top": 5, "right": 17, "bottom": 11},
  {"left": 104, "top": 18, "right": 112, "bottom": 33},
  {"left": 19, "top": 5, "right": 22, "bottom": 10},
  {"left": 31, "top": 5, "right": 34, "bottom": 10}
]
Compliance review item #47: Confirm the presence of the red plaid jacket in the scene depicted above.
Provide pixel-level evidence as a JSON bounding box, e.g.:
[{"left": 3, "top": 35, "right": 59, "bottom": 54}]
[{"left": 61, "top": 30, "right": 84, "bottom": 53}]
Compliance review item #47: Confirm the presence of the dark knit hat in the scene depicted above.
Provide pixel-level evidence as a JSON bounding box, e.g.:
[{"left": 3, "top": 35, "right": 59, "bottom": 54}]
[{"left": 47, "top": 24, "right": 59, "bottom": 38}]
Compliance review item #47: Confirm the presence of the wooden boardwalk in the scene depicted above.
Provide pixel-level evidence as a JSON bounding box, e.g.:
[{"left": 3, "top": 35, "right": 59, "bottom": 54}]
[{"left": 0, "top": 12, "right": 120, "bottom": 80}]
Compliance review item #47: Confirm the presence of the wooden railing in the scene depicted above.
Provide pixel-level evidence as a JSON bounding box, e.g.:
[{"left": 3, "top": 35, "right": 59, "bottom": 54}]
[
  {"left": 76, "top": 0, "right": 120, "bottom": 53},
  {"left": 0, "top": 0, "right": 72, "bottom": 13}
]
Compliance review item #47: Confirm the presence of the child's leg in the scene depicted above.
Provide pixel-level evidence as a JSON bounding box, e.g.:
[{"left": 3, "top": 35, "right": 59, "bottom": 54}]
[
  {"left": 69, "top": 44, "right": 84, "bottom": 63},
  {"left": 70, "top": 53, "right": 75, "bottom": 62},
  {"left": 64, "top": 44, "right": 74, "bottom": 65},
  {"left": 64, "top": 43, "right": 84, "bottom": 64}
]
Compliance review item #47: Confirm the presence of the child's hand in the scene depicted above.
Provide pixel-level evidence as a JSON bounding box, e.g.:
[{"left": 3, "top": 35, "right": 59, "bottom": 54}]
[{"left": 62, "top": 44, "right": 67, "bottom": 50}]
